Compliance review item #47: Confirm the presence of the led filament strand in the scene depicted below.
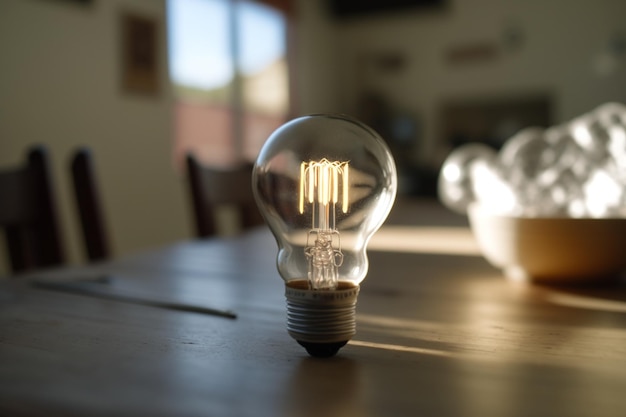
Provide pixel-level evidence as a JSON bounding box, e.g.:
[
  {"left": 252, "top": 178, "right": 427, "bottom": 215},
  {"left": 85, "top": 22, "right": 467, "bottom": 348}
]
[
  {"left": 299, "top": 159, "right": 350, "bottom": 290},
  {"left": 299, "top": 159, "right": 350, "bottom": 229}
]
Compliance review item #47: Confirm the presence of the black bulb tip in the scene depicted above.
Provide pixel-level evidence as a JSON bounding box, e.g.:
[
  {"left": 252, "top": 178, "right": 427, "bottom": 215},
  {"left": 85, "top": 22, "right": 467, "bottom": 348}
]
[{"left": 297, "top": 341, "right": 348, "bottom": 358}]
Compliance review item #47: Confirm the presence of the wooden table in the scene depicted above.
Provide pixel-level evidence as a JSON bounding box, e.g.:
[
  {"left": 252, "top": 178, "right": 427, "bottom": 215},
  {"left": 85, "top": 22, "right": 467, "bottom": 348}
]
[{"left": 1, "top": 199, "right": 626, "bottom": 417}]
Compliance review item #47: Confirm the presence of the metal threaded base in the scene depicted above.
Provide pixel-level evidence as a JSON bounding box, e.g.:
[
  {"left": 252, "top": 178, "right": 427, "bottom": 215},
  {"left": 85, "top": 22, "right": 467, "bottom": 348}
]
[{"left": 285, "top": 280, "right": 359, "bottom": 357}]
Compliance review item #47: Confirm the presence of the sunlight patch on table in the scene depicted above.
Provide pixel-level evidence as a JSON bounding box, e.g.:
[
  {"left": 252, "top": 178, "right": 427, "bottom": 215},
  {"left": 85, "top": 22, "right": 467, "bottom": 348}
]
[
  {"left": 349, "top": 340, "right": 455, "bottom": 357},
  {"left": 546, "top": 292, "right": 626, "bottom": 313},
  {"left": 370, "top": 226, "right": 481, "bottom": 256}
]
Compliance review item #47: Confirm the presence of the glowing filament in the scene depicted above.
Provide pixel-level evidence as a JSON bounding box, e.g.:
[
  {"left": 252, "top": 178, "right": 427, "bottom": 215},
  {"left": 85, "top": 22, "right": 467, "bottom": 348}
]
[
  {"left": 299, "top": 159, "right": 350, "bottom": 289},
  {"left": 298, "top": 159, "right": 350, "bottom": 216}
]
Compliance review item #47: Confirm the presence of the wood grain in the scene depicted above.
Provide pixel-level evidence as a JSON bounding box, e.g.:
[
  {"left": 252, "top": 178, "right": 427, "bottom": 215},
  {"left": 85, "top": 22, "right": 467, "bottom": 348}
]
[{"left": 1, "top": 198, "right": 625, "bottom": 417}]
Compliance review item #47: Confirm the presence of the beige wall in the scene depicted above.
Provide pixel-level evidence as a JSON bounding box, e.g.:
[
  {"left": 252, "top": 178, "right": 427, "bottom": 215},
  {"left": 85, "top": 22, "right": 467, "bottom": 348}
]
[
  {"left": 0, "top": 0, "right": 190, "bottom": 274},
  {"left": 291, "top": 0, "right": 339, "bottom": 115},
  {"left": 295, "top": 0, "right": 626, "bottom": 166}
]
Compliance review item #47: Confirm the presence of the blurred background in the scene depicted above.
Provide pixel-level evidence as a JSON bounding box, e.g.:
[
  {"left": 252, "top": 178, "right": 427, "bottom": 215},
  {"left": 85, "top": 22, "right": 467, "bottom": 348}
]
[{"left": 1, "top": 0, "right": 625, "bottom": 273}]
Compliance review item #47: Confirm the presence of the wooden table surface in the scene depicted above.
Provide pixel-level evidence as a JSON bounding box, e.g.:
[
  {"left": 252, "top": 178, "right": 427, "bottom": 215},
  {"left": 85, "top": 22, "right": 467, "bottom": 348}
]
[{"left": 1, "top": 199, "right": 626, "bottom": 417}]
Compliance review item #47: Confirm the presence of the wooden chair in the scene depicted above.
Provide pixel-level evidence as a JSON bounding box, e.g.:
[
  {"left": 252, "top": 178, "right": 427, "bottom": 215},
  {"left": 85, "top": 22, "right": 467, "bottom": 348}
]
[
  {"left": 70, "top": 147, "right": 111, "bottom": 262},
  {"left": 0, "top": 146, "right": 65, "bottom": 274},
  {"left": 185, "top": 154, "right": 264, "bottom": 238}
]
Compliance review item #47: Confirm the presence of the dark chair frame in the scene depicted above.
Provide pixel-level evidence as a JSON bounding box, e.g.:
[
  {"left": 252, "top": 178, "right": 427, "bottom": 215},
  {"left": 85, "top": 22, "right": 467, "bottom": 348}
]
[
  {"left": 70, "top": 148, "right": 111, "bottom": 262},
  {"left": 186, "top": 154, "right": 264, "bottom": 238},
  {"left": 0, "top": 146, "right": 65, "bottom": 274}
]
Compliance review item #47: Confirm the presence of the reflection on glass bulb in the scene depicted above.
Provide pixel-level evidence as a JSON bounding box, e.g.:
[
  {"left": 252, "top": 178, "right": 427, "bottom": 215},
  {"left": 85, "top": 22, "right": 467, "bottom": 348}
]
[{"left": 253, "top": 114, "right": 397, "bottom": 357}]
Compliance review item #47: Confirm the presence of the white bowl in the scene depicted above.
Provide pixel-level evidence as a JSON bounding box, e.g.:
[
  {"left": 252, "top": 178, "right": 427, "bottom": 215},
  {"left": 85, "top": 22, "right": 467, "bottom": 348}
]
[{"left": 468, "top": 204, "right": 626, "bottom": 283}]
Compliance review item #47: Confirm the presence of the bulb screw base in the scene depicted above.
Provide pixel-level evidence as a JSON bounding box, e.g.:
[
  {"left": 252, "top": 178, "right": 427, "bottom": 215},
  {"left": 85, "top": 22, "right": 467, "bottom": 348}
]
[{"left": 285, "top": 280, "right": 360, "bottom": 358}]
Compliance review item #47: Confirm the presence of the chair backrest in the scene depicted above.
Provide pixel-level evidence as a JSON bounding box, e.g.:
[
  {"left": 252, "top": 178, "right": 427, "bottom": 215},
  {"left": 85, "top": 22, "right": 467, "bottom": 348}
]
[
  {"left": 0, "top": 146, "right": 65, "bottom": 274},
  {"left": 70, "top": 148, "right": 111, "bottom": 262},
  {"left": 185, "top": 154, "right": 264, "bottom": 238}
]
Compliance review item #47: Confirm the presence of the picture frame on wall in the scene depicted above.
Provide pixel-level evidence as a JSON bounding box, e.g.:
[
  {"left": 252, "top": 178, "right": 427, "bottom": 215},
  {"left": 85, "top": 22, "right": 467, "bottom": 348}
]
[{"left": 120, "top": 11, "right": 159, "bottom": 95}]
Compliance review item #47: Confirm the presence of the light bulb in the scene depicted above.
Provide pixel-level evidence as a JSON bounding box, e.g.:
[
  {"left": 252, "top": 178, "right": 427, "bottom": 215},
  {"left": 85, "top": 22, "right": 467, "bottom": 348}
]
[{"left": 252, "top": 114, "right": 397, "bottom": 357}]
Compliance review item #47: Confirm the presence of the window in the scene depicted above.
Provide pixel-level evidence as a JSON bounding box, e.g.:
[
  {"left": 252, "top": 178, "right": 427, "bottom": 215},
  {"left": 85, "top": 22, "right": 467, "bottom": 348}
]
[{"left": 167, "top": 0, "right": 289, "bottom": 169}]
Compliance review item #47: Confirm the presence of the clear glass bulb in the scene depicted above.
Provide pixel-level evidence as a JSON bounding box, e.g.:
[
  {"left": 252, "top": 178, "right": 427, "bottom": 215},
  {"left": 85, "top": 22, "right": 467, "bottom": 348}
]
[{"left": 252, "top": 114, "right": 397, "bottom": 357}]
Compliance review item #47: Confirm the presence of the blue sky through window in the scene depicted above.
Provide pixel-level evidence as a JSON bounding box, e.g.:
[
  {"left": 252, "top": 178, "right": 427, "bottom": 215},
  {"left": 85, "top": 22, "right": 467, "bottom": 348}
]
[
  {"left": 237, "top": 1, "right": 286, "bottom": 76},
  {"left": 167, "top": 0, "right": 286, "bottom": 90}
]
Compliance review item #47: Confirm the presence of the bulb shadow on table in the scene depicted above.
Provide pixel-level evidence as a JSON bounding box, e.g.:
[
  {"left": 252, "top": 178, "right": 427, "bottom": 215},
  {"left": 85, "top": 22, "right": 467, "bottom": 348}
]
[
  {"left": 284, "top": 356, "right": 364, "bottom": 417},
  {"left": 279, "top": 327, "right": 623, "bottom": 417}
]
